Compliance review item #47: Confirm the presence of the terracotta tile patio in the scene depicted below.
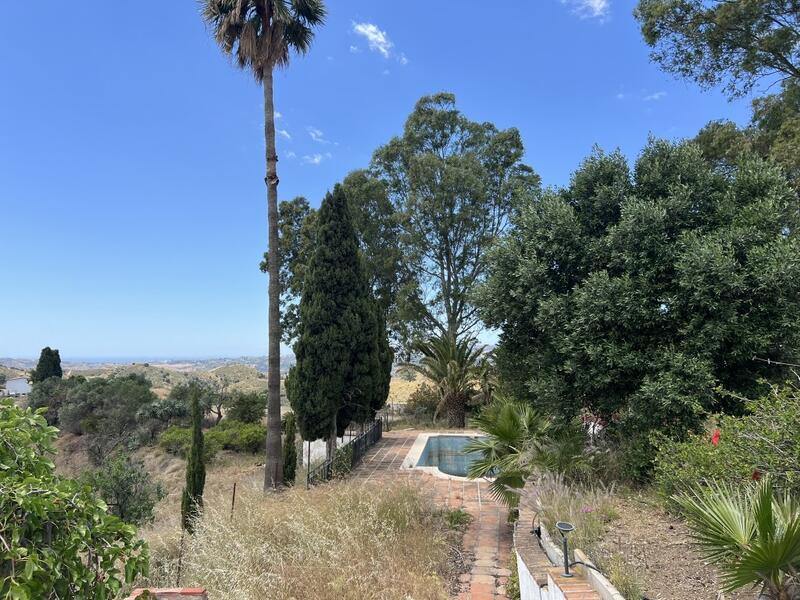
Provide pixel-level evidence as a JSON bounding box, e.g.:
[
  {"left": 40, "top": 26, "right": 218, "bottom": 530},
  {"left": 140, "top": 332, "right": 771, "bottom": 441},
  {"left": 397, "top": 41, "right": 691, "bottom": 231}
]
[{"left": 351, "top": 430, "right": 513, "bottom": 600}]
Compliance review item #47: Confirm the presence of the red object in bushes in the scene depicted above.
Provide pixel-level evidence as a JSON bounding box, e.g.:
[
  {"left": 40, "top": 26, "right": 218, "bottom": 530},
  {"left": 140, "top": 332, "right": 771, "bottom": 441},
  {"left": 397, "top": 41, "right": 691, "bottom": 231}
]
[
  {"left": 711, "top": 429, "right": 721, "bottom": 446},
  {"left": 752, "top": 470, "right": 762, "bottom": 481}
]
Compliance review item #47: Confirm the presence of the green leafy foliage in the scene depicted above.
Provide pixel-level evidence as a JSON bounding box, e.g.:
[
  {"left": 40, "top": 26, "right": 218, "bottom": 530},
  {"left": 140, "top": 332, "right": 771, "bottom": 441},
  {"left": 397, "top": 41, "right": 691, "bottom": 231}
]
[
  {"left": 655, "top": 383, "right": 800, "bottom": 501},
  {"left": 224, "top": 391, "right": 266, "bottom": 424},
  {"left": 211, "top": 420, "right": 267, "bottom": 454},
  {"left": 0, "top": 399, "right": 148, "bottom": 599},
  {"left": 479, "top": 140, "right": 800, "bottom": 478},
  {"left": 635, "top": 0, "right": 800, "bottom": 99},
  {"left": 30, "top": 346, "right": 62, "bottom": 383},
  {"left": 57, "top": 374, "right": 158, "bottom": 464},
  {"left": 27, "top": 375, "right": 85, "bottom": 426},
  {"left": 371, "top": 92, "right": 540, "bottom": 342},
  {"left": 181, "top": 392, "right": 206, "bottom": 533},
  {"left": 675, "top": 478, "right": 800, "bottom": 598},
  {"left": 159, "top": 425, "right": 220, "bottom": 462},
  {"left": 81, "top": 454, "right": 165, "bottom": 527},
  {"left": 403, "top": 382, "right": 439, "bottom": 419}
]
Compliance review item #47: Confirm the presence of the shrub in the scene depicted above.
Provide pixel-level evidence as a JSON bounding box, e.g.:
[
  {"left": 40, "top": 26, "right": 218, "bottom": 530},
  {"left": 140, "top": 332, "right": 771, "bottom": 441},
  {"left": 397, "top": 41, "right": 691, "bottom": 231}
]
[
  {"left": 224, "top": 392, "right": 267, "bottom": 424},
  {"left": 27, "top": 375, "right": 85, "bottom": 426},
  {"left": 654, "top": 383, "right": 800, "bottom": 502},
  {"left": 404, "top": 382, "right": 439, "bottom": 418},
  {"left": 160, "top": 426, "right": 221, "bottom": 462},
  {"left": 211, "top": 420, "right": 266, "bottom": 454},
  {"left": 0, "top": 400, "right": 148, "bottom": 599},
  {"left": 282, "top": 412, "right": 298, "bottom": 484},
  {"left": 81, "top": 453, "right": 166, "bottom": 526}
]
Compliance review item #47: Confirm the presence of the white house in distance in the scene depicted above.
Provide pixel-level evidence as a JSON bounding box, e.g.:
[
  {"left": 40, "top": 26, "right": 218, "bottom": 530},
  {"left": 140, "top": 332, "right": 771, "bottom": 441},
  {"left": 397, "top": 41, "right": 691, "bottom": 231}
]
[{"left": 2, "top": 377, "right": 32, "bottom": 397}]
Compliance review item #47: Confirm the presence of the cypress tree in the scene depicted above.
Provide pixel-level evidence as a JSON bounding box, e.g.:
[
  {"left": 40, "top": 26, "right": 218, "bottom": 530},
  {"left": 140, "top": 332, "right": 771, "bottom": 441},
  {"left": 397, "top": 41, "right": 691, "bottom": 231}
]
[
  {"left": 181, "top": 389, "right": 205, "bottom": 533},
  {"left": 31, "top": 347, "right": 62, "bottom": 383},
  {"left": 288, "top": 184, "right": 391, "bottom": 456},
  {"left": 282, "top": 411, "right": 298, "bottom": 484}
]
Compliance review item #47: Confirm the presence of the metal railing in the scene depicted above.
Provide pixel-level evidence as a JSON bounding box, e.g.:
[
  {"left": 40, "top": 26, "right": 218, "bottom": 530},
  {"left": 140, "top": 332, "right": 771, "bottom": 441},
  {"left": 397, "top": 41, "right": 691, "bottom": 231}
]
[{"left": 306, "top": 419, "right": 383, "bottom": 488}]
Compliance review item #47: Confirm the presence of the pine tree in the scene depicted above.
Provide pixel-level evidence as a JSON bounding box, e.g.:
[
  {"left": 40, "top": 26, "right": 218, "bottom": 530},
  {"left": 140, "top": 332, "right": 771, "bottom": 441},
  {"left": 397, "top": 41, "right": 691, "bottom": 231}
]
[
  {"left": 288, "top": 184, "right": 391, "bottom": 457},
  {"left": 181, "top": 389, "right": 206, "bottom": 533},
  {"left": 30, "top": 347, "right": 62, "bottom": 383},
  {"left": 282, "top": 411, "right": 297, "bottom": 484}
]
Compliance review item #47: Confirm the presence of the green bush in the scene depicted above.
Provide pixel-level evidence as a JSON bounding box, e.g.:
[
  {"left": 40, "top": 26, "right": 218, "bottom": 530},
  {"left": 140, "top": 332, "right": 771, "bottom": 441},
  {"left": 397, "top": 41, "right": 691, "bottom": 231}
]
[
  {"left": 0, "top": 400, "right": 148, "bottom": 599},
  {"left": 282, "top": 412, "right": 298, "bottom": 484},
  {"left": 159, "top": 426, "right": 221, "bottom": 462},
  {"left": 654, "top": 383, "right": 800, "bottom": 502},
  {"left": 211, "top": 419, "right": 266, "bottom": 454},
  {"left": 224, "top": 392, "right": 266, "bottom": 424},
  {"left": 404, "top": 382, "right": 439, "bottom": 418},
  {"left": 81, "top": 453, "right": 165, "bottom": 526}
]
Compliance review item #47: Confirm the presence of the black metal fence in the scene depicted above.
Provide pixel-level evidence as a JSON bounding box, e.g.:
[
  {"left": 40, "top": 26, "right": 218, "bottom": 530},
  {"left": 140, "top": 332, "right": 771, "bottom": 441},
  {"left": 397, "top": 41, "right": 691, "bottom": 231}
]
[{"left": 306, "top": 419, "right": 383, "bottom": 488}]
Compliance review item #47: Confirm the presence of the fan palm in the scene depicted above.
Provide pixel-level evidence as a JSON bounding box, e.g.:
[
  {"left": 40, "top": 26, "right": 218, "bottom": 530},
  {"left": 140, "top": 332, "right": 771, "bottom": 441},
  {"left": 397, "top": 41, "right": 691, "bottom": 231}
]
[
  {"left": 675, "top": 478, "right": 800, "bottom": 599},
  {"left": 466, "top": 396, "right": 549, "bottom": 507},
  {"left": 403, "top": 334, "right": 485, "bottom": 428},
  {"left": 201, "top": 0, "right": 326, "bottom": 490}
]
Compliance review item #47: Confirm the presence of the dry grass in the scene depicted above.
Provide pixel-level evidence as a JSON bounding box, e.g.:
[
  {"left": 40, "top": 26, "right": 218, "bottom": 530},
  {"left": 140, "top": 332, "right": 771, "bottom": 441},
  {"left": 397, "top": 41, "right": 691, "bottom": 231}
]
[
  {"left": 140, "top": 480, "right": 454, "bottom": 600},
  {"left": 533, "top": 476, "right": 645, "bottom": 599}
]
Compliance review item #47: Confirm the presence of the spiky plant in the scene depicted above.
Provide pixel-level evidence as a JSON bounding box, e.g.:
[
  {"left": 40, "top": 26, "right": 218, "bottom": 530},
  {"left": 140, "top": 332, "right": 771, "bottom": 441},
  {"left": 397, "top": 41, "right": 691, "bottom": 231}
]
[
  {"left": 465, "top": 396, "right": 549, "bottom": 507},
  {"left": 675, "top": 478, "right": 800, "bottom": 599},
  {"left": 201, "top": 0, "right": 326, "bottom": 491},
  {"left": 402, "top": 334, "right": 485, "bottom": 428}
]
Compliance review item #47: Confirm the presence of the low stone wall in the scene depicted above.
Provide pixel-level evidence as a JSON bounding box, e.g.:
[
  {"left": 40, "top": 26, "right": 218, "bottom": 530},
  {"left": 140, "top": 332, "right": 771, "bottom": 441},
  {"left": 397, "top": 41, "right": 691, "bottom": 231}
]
[{"left": 513, "top": 483, "right": 625, "bottom": 600}]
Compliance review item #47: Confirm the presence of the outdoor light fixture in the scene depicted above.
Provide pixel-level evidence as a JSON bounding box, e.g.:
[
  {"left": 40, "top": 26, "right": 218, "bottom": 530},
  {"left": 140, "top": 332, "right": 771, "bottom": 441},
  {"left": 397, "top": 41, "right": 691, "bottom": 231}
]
[{"left": 556, "top": 521, "right": 576, "bottom": 577}]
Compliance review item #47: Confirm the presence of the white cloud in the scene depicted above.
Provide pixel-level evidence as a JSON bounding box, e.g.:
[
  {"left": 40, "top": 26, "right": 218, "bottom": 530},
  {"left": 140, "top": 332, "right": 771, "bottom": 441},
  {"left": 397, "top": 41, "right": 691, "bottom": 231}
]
[
  {"left": 644, "top": 91, "right": 667, "bottom": 101},
  {"left": 398, "top": 52, "right": 409, "bottom": 66},
  {"left": 278, "top": 129, "right": 292, "bottom": 140},
  {"left": 382, "top": 69, "right": 390, "bottom": 76},
  {"left": 286, "top": 151, "right": 296, "bottom": 158},
  {"left": 302, "top": 152, "right": 332, "bottom": 165},
  {"left": 615, "top": 92, "right": 627, "bottom": 100},
  {"left": 275, "top": 111, "right": 282, "bottom": 119},
  {"left": 307, "top": 126, "right": 329, "bottom": 144},
  {"left": 352, "top": 22, "right": 393, "bottom": 58},
  {"left": 561, "top": 0, "right": 610, "bottom": 20},
  {"left": 349, "top": 45, "right": 360, "bottom": 53}
]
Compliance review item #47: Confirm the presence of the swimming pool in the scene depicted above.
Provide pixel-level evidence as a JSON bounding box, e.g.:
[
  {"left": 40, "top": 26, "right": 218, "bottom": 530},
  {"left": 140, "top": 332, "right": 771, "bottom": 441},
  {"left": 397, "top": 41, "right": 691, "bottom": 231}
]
[{"left": 402, "top": 433, "right": 485, "bottom": 479}]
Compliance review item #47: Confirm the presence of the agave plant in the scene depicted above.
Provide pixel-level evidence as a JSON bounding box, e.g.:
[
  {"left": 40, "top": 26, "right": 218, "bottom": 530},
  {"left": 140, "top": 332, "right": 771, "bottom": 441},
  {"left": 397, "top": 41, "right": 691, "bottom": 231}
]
[
  {"left": 402, "top": 334, "right": 486, "bottom": 428},
  {"left": 675, "top": 478, "right": 800, "bottom": 599},
  {"left": 465, "top": 396, "right": 550, "bottom": 507}
]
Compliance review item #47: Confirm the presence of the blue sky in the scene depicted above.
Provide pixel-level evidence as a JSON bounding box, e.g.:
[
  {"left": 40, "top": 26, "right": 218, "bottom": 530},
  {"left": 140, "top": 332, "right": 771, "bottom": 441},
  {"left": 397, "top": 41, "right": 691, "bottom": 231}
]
[{"left": 0, "top": 0, "right": 754, "bottom": 359}]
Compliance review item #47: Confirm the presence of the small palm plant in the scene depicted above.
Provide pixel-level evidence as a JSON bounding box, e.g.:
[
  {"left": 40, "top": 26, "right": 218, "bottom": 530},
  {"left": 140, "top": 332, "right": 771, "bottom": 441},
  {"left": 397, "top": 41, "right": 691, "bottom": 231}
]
[
  {"left": 465, "top": 396, "right": 549, "bottom": 506},
  {"left": 675, "top": 478, "right": 800, "bottom": 599},
  {"left": 402, "top": 334, "right": 485, "bottom": 428},
  {"left": 466, "top": 397, "right": 594, "bottom": 507}
]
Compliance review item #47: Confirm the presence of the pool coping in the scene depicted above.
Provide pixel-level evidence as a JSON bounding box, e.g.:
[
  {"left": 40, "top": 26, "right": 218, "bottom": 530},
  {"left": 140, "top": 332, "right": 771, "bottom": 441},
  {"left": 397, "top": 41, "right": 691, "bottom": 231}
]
[{"left": 400, "top": 431, "right": 485, "bottom": 481}]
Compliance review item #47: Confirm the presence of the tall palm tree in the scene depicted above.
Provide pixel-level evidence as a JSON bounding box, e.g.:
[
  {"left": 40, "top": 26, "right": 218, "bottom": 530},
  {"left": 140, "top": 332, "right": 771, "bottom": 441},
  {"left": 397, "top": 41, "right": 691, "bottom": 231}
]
[
  {"left": 676, "top": 478, "right": 800, "bottom": 599},
  {"left": 403, "top": 334, "right": 485, "bottom": 428},
  {"left": 201, "top": 0, "right": 326, "bottom": 490}
]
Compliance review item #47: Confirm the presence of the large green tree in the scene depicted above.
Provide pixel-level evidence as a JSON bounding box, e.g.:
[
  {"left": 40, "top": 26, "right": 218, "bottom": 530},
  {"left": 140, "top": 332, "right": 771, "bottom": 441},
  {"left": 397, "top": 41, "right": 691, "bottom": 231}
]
[
  {"left": 201, "top": 0, "right": 326, "bottom": 490},
  {"left": 635, "top": 0, "right": 800, "bottom": 99},
  {"left": 287, "top": 185, "right": 391, "bottom": 457},
  {"left": 30, "top": 346, "right": 62, "bottom": 383},
  {"left": 263, "top": 171, "right": 406, "bottom": 350},
  {"left": 696, "top": 80, "right": 800, "bottom": 190},
  {"left": 479, "top": 140, "right": 800, "bottom": 477},
  {"left": 370, "top": 93, "right": 540, "bottom": 342}
]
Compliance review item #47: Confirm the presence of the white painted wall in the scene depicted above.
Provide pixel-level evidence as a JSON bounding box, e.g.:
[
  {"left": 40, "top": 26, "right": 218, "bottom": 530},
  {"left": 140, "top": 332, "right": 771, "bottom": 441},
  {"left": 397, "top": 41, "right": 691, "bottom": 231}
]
[{"left": 516, "top": 551, "right": 543, "bottom": 600}]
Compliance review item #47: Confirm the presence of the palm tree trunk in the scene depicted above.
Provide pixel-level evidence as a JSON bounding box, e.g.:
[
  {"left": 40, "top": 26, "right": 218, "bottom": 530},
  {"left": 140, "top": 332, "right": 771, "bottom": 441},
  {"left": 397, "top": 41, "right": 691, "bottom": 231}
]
[{"left": 263, "top": 66, "right": 283, "bottom": 490}]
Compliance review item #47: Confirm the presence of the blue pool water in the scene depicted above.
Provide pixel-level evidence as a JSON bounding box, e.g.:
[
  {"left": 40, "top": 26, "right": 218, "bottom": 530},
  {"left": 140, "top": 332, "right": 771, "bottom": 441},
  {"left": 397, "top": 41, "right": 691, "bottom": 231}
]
[{"left": 416, "top": 435, "right": 483, "bottom": 477}]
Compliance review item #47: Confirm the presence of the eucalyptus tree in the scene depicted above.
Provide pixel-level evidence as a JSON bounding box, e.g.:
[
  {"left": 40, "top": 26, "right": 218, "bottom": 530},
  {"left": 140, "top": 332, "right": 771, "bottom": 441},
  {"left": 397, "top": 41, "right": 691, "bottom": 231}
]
[
  {"left": 371, "top": 93, "right": 540, "bottom": 342},
  {"left": 201, "top": 0, "right": 326, "bottom": 490}
]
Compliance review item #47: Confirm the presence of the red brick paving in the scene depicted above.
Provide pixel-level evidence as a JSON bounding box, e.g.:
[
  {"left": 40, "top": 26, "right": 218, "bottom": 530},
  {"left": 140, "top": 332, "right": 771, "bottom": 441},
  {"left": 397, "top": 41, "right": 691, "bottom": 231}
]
[{"left": 351, "top": 430, "right": 513, "bottom": 599}]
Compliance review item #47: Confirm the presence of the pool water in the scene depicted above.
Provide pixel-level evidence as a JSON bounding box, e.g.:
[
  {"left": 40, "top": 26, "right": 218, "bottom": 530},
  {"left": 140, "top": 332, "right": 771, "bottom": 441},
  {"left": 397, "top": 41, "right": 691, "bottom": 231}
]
[{"left": 415, "top": 435, "right": 482, "bottom": 477}]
